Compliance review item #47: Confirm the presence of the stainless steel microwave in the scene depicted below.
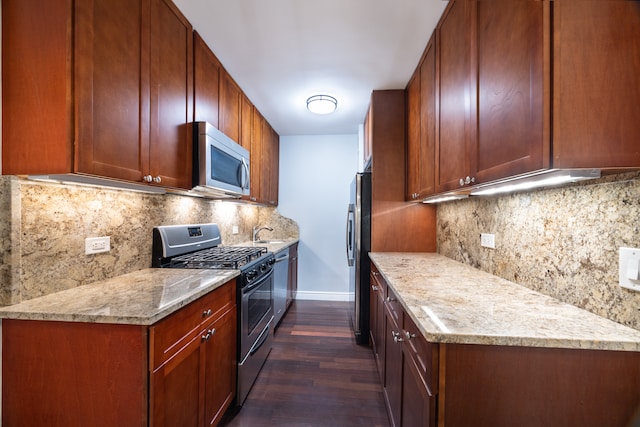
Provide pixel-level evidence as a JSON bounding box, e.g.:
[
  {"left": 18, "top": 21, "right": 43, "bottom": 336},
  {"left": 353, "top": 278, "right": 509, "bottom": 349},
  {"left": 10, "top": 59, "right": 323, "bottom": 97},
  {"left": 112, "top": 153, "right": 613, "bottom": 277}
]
[{"left": 192, "top": 122, "right": 250, "bottom": 198}]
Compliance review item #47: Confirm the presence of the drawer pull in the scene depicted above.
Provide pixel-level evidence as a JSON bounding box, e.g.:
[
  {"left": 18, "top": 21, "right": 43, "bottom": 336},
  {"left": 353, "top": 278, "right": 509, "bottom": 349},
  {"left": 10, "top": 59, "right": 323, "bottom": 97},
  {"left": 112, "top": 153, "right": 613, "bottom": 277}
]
[
  {"left": 404, "top": 331, "right": 417, "bottom": 340},
  {"left": 387, "top": 296, "right": 396, "bottom": 302},
  {"left": 203, "top": 309, "right": 212, "bottom": 318},
  {"left": 201, "top": 328, "right": 216, "bottom": 342},
  {"left": 392, "top": 330, "right": 404, "bottom": 343},
  {"left": 371, "top": 285, "right": 378, "bottom": 291}
]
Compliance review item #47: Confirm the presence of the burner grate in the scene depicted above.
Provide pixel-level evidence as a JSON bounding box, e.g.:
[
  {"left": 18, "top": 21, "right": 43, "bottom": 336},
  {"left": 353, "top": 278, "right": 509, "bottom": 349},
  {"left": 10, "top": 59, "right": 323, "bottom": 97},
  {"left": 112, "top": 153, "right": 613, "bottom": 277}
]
[{"left": 170, "top": 246, "right": 268, "bottom": 269}]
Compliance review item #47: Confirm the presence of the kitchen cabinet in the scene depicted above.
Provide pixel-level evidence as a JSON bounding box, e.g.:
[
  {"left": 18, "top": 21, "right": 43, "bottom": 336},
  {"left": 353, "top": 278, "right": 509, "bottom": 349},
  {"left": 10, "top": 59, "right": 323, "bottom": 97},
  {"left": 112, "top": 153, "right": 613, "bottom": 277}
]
[
  {"left": 219, "top": 71, "right": 242, "bottom": 145},
  {"left": 194, "top": 31, "right": 222, "bottom": 128},
  {"left": 287, "top": 243, "right": 299, "bottom": 308},
  {"left": 552, "top": 0, "right": 640, "bottom": 168},
  {"left": 363, "top": 103, "right": 373, "bottom": 170},
  {"left": 428, "top": 0, "right": 640, "bottom": 196},
  {"left": 406, "top": 34, "right": 437, "bottom": 200},
  {"left": 367, "top": 90, "right": 436, "bottom": 252},
  {"left": 370, "top": 266, "right": 386, "bottom": 383},
  {"left": 372, "top": 265, "right": 437, "bottom": 427},
  {"left": 2, "top": 279, "right": 237, "bottom": 427},
  {"left": 435, "top": 0, "right": 474, "bottom": 194},
  {"left": 245, "top": 108, "right": 279, "bottom": 205},
  {"left": 150, "top": 280, "right": 236, "bottom": 427},
  {"left": 240, "top": 93, "right": 254, "bottom": 151},
  {"left": 2, "top": 0, "right": 193, "bottom": 190}
]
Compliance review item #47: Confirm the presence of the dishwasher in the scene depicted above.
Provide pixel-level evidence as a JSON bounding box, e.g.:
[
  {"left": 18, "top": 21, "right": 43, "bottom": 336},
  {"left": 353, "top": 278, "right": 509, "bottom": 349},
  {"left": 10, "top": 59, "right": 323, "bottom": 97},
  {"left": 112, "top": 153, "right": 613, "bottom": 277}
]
[{"left": 273, "top": 249, "right": 290, "bottom": 327}]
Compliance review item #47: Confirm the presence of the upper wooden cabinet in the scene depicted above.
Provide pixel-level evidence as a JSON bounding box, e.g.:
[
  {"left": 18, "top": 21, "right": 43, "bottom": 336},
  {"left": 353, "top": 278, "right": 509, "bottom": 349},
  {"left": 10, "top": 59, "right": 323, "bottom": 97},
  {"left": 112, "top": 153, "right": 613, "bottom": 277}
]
[
  {"left": 2, "top": 0, "right": 193, "bottom": 190},
  {"left": 406, "top": 34, "right": 437, "bottom": 201},
  {"left": 552, "top": 0, "right": 640, "bottom": 168},
  {"left": 219, "top": 71, "right": 242, "bottom": 144},
  {"left": 426, "top": 0, "right": 640, "bottom": 196},
  {"left": 194, "top": 31, "right": 222, "bottom": 128},
  {"left": 368, "top": 90, "right": 437, "bottom": 253}
]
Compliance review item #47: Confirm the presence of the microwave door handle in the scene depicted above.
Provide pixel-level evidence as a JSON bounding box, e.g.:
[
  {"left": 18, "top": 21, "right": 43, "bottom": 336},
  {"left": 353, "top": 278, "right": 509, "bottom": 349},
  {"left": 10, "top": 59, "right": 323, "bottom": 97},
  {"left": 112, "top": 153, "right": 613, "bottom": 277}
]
[{"left": 240, "top": 158, "right": 250, "bottom": 190}]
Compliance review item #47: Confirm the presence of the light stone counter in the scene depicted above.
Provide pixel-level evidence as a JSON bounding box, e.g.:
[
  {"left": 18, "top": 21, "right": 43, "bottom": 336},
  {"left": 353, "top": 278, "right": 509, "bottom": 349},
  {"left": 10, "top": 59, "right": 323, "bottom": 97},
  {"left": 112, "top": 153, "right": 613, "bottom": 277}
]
[
  {"left": 238, "top": 238, "right": 299, "bottom": 254},
  {"left": 369, "top": 252, "right": 640, "bottom": 352},
  {"left": 0, "top": 268, "right": 239, "bottom": 325}
]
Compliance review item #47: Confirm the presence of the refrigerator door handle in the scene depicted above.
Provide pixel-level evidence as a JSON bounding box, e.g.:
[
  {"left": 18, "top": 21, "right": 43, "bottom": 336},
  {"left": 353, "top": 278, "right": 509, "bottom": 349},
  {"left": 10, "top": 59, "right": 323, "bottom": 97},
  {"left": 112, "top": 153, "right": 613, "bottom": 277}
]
[{"left": 346, "top": 204, "right": 355, "bottom": 266}]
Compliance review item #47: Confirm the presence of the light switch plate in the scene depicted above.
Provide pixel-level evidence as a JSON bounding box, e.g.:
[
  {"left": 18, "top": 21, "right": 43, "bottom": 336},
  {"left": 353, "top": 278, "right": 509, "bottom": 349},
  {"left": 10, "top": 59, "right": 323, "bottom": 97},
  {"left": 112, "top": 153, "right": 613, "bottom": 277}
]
[{"left": 619, "top": 247, "right": 640, "bottom": 292}]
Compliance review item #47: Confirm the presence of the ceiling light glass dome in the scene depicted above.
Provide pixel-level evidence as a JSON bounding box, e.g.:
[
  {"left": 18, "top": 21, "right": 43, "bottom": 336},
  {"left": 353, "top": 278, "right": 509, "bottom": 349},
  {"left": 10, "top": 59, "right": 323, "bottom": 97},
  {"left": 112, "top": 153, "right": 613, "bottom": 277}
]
[{"left": 306, "top": 95, "right": 337, "bottom": 115}]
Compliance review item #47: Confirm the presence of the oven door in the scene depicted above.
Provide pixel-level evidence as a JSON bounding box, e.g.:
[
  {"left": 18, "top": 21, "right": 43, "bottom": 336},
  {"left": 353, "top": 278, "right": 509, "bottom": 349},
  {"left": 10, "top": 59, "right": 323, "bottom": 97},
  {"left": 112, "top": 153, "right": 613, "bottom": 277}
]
[{"left": 240, "top": 269, "right": 274, "bottom": 359}]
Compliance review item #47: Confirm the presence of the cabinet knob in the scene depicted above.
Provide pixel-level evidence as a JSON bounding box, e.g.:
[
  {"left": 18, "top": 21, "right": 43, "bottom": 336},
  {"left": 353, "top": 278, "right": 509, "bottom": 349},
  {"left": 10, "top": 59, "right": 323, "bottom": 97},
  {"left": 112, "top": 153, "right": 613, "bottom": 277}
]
[
  {"left": 387, "top": 296, "right": 396, "bottom": 302},
  {"left": 459, "top": 178, "right": 465, "bottom": 187},
  {"left": 372, "top": 285, "right": 378, "bottom": 291},
  {"left": 404, "top": 331, "right": 416, "bottom": 340},
  {"left": 203, "top": 309, "right": 212, "bottom": 317},
  {"left": 153, "top": 176, "right": 162, "bottom": 183},
  {"left": 143, "top": 175, "right": 153, "bottom": 183},
  {"left": 392, "top": 330, "right": 404, "bottom": 343},
  {"left": 201, "top": 328, "right": 216, "bottom": 342}
]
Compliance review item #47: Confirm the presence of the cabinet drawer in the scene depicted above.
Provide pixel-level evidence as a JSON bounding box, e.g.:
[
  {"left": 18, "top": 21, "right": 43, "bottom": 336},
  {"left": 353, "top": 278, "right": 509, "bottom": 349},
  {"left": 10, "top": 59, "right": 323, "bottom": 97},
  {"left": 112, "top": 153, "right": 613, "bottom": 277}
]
[
  {"left": 403, "top": 314, "right": 438, "bottom": 395},
  {"left": 370, "top": 265, "right": 387, "bottom": 295},
  {"left": 385, "top": 286, "right": 403, "bottom": 328},
  {"left": 150, "top": 279, "right": 236, "bottom": 370}
]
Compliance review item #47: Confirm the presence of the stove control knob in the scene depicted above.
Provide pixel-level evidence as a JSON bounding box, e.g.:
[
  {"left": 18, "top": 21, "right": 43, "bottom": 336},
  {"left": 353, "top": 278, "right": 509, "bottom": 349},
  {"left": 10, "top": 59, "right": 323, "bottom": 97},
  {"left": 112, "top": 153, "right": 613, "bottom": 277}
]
[
  {"left": 259, "top": 264, "right": 267, "bottom": 273},
  {"left": 246, "top": 270, "right": 258, "bottom": 282}
]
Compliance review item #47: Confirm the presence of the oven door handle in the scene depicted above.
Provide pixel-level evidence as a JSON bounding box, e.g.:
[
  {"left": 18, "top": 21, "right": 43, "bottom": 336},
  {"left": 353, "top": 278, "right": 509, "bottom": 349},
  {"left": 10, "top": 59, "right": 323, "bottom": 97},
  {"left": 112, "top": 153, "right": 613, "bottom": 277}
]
[
  {"left": 242, "top": 270, "right": 273, "bottom": 294},
  {"left": 249, "top": 318, "right": 273, "bottom": 356}
]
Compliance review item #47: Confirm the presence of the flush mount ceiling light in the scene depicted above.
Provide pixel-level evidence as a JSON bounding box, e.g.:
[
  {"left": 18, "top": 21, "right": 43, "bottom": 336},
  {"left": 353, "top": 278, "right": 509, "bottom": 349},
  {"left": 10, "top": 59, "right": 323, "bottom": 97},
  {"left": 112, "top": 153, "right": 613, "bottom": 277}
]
[{"left": 306, "top": 95, "right": 337, "bottom": 115}]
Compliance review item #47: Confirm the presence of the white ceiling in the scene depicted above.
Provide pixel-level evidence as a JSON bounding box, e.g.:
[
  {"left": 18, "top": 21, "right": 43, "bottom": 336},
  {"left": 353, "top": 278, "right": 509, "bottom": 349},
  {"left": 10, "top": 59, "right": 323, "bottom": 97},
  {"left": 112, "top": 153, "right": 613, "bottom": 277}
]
[{"left": 173, "top": 0, "right": 448, "bottom": 136}]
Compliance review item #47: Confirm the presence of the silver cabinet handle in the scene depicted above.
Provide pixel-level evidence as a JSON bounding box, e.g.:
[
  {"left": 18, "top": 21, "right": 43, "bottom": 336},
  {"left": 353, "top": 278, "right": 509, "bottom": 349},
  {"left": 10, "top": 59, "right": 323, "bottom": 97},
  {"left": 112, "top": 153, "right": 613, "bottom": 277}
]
[
  {"left": 392, "top": 330, "right": 404, "bottom": 343},
  {"left": 202, "top": 309, "right": 212, "bottom": 317},
  {"left": 143, "top": 175, "right": 153, "bottom": 183},
  {"left": 371, "top": 285, "right": 378, "bottom": 291},
  {"left": 387, "top": 296, "right": 396, "bottom": 302},
  {"left": 201, "top": 328, "right": 216, "bottom": 342},
  {"left": 404, "top": 331, "right": 416, "bottom": 340},
  {"left": 153, "top": 176, "right": 162, "bottom": 183}
]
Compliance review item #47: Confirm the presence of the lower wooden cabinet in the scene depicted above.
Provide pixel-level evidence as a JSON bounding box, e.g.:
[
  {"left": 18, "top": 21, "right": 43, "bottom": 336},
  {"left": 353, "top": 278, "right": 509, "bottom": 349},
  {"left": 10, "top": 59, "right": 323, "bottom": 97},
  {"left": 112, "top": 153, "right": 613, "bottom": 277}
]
[
  {"left": 369, "top": 263, "right": 640, "bottom": 427},
  {"left": 370, "top": 266, "right": 386, "bottom": 384},
  {"left": 2, "top": 279, "right": 237, "bottom": 427}
]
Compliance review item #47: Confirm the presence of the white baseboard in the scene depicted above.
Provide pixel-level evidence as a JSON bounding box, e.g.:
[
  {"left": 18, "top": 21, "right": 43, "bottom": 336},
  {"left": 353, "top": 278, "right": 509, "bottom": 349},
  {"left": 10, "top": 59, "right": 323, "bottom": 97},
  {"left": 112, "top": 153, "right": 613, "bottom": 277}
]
[{"left": 294, "top": 291, "right": 352, "bottom": 302}]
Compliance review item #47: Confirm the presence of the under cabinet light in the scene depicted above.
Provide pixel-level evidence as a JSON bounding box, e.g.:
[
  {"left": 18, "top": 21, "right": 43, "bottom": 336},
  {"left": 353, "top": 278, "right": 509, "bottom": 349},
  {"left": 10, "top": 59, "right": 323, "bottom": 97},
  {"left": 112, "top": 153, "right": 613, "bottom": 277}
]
[
  {"left": 470, "top": 169, "right": 601, "bottom": 196},
  {"left": 422, "top": 194, "right": 469, "bottom": 204}
]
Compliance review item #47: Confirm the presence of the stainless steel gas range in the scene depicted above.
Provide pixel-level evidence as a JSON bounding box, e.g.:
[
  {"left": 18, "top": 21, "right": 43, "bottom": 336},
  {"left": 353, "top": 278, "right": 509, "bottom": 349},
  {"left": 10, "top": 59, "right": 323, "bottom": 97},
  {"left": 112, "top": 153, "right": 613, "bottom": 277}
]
[{"left": 152, "top": 223, "right": 275, "bottom": 405}]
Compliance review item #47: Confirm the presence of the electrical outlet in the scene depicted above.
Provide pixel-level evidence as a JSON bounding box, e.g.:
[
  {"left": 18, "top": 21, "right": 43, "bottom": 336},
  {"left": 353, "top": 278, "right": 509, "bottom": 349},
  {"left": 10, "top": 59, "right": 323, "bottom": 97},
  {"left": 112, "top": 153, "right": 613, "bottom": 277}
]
[
  {"left": 619, "top": 247, "right": 640, "bottom": 291},
  {"left": 85, "top": 236, "right": 111, "bottom": 255},
  {"left": 480, "top": 233, "right": 495, "bottom": 249},
  {"left": 232, "top": 225, "right": 239, "bottom": 235}
]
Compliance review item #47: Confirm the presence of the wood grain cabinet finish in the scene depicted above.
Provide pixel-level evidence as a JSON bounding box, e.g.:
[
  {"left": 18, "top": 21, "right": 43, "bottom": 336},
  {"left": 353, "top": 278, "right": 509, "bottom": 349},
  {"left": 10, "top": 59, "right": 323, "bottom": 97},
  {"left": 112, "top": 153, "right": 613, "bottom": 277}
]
[
  {"left": 406, "top": 34, "right": 437, "bottom": 200},
  {"left": 369, "top": 266, "right": 640, "bottom": 427},
  {"left": 150, "top": 280, "right": 237, "bottom": 427},
  {"left": 219, "top": 71, "right": 242, "bottom": 144},
  {"left": 426, "top": 0, "right": 640, "bottom": 195},
  {"left": 194, "top": 31, "right": 222, "bottom": 128},
  {"left": 2, "top": 280, "right": 237, "bottom": 427},
  {"left": 368, "top": 90, "right": 437, "bottom": 253},
  {"left": 2, "top": 0, "right": 193, "bottom": 190},
  {"left": 369, "top": 266, "right": 386, "bottom": 384}
]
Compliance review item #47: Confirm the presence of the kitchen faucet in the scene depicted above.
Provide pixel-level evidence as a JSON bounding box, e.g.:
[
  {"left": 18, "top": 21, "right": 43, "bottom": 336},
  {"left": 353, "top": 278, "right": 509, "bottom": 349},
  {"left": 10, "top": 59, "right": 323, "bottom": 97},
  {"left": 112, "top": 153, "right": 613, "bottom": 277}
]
[{"left": 253, "top": 225, "right": 273, "bottom": 242}]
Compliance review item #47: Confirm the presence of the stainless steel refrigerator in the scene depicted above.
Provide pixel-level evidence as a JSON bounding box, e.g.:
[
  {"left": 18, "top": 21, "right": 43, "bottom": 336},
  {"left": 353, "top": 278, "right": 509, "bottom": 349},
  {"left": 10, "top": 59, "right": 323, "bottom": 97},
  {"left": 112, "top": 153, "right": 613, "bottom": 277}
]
[{"left": 346, "top": 172, "right": 371, "bottom": 345}]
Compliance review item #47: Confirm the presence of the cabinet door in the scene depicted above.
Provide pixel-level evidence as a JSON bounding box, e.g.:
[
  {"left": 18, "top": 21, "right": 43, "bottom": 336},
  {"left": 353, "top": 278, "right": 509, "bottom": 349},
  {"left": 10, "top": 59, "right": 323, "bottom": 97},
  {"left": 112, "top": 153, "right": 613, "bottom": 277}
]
[
  {"left": 287, "top": 243, "right": 299, "bottom": 307},
  {"left": 402, "top": 350, "right": 436, "bottom": 427},
  {"left": 240, "top": 93, "right": 254, "bottom": 151},
  {"left": 553, "top": 0, "right": 640, "bottom": 168},
  {"left": 220, "top": 71, "right": 242, "bottom": 143},
  {"left": 248, "top": 107, "right": 264, "bottom": 202},
  {"left": 75, "top": 0, "right": 148, "bottom": 182},
  {"left": 407, "top": 36, "right": 437, "bottom": 201},
  {"left": 151, "top": 330, "right": 204, "bottom": 427},
  {"left": 264, "top": 125, "right": 280, "bottom": 206},
  {"left": 384, "top": 305, "right": 403, "bottom": 427},
  {"left": 474, "top": 0, "right": 548, "bottom": 183},
  {"left": 204, "top": 306, "right": 237, "bottom": 427},
  {"left": 370, "top": 270, "right": 386, "bottom": 384},
  {"left": 194, "top": 31, "right": 221, "bottom": 127},
  {"left": 149, "top": 0, "right": 193, "bottom": 189},
  {"left": 436, "top": 0, "right": 475, "bottom": 193},
  {"left": 406, "top": 69, "right": 421, "bottom": 200}
]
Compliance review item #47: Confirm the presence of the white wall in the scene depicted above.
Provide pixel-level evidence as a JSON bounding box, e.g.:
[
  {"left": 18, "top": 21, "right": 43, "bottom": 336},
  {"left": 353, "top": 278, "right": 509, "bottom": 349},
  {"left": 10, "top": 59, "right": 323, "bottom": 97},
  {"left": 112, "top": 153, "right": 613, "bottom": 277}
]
[{"left": 277, "top": 134, "right": 359, "bottom": 300}]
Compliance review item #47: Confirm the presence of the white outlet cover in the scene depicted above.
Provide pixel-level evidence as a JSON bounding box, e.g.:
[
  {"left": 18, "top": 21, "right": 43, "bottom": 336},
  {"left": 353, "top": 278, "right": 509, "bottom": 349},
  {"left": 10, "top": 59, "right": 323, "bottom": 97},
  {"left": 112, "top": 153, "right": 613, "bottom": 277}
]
[
  {"left": 85, "top": 236, "right": 111, "bottom": 255},
  {"left": 619, "top": 247, "right": 640, "bottom": 292},
  {"left": 481, "top": 233, "right": 496, "bottom": 249}
]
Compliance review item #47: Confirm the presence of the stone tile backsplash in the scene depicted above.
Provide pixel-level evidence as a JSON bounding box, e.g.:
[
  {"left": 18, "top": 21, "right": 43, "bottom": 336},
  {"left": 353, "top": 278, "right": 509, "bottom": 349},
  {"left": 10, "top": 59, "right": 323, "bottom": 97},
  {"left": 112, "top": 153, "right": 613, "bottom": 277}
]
[
  {"left": 437, "top": 171, "right": 640, "bottom": 330},
  {"left": 0, "top": 176, "right": 298, "bottom": 305}
]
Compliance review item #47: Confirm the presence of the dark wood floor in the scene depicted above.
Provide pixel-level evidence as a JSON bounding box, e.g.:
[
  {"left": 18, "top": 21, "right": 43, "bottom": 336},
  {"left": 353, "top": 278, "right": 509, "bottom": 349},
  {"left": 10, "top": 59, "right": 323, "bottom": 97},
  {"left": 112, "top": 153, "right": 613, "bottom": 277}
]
[{"left": 221, "top": 300, "right": 390, "bottom": 427}]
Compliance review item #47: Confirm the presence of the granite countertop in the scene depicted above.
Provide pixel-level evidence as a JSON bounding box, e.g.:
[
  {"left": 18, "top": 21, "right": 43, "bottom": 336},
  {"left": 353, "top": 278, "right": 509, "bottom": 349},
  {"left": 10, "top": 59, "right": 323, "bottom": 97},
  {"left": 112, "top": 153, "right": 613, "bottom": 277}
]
[
  {"left": 0, "top": 268, "right": 239, "bottom": 325},
  {"left": 369, "top": 252, "right": 640, "bottom": 352},
  {"left": 238, "top": 238, "right": 298, "bottom": 254}
]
